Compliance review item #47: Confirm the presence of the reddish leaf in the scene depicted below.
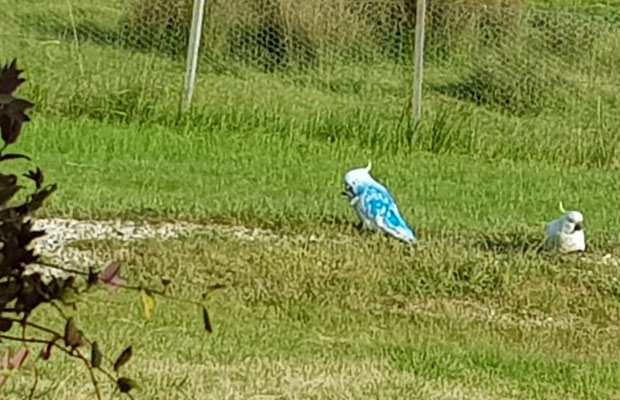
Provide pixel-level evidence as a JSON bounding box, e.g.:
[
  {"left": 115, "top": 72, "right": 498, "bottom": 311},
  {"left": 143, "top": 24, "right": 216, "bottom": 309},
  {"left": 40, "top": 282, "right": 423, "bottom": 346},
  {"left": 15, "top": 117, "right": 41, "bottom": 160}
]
[
  {"left": 0, "top": 59, "right": 25, "bottom": 94},
  {"left": 15, "top": 282, "right": 44, "bottom": 313},
  {"left": 113, "top": 346, "right": 132, "bottom": 372},
  {"left": 0, "top": 318, "right": 12, "bottom": 332},
  {"left": 40, "top": 336, "right": 60, "bottom": 361},
  {"left": 0, "top": 280, "right": 20, "bottom": 305},
  {"left": 100, "top": 261, "right": 126, "bottom": 291},
  {"left": 0, "top": 173, "right": 20, "bottom": 206},
  {"left": 91, "top": 342, "right": 102, "bottom": 368},
  {"left": 161, "top": 278, "right": 171, "bottom": 293},
  {"left": 23, "top": 167, "right": 43, "bottom": 189},
  {"left": 0, "top": 59, "right": 33, "bottom": 146},
  {"left": 117, "top": 377, "right": 138, "bottom": 393},
  {"left": 63, "top": 317, "right": 85, "bottom": 350},
  {"left": 86, "top": 267, "right": 99, "bottom": 289},
  {"left": 106, "top": 276, "right": 126, "bottom": 291},
  {"left": 100, "top": 261, "right": 121, "bottom": 282},
  {"left": 0, "top": 98, "right": 33, "bottom": 145},
  {"left": 202, "top": 307, "right": 212, "bottom": 334},
  {"left": 10, "top": 348, "right": 28, "bottom": 369}
]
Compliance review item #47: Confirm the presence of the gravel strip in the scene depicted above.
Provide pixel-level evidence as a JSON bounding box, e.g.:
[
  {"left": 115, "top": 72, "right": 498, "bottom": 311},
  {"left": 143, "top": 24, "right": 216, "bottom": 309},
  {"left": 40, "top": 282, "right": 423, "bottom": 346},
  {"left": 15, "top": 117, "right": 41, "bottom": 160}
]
[
  {"left": 25, "top": 217, "right": 618, "bottom": 282},
  {"left": 26, "top": 217, "right": 280, "bottom": 281}
]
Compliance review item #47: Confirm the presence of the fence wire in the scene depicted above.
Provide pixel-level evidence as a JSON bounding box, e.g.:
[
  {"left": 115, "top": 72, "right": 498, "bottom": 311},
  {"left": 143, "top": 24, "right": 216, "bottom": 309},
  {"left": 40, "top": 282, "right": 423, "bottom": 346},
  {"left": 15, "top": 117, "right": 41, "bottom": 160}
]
[
  {"left": 2, "top": 0, "right": 620, "bottom": 123},
  {"left": 423, "top": 3, "right": 620, "bottom": 116}
]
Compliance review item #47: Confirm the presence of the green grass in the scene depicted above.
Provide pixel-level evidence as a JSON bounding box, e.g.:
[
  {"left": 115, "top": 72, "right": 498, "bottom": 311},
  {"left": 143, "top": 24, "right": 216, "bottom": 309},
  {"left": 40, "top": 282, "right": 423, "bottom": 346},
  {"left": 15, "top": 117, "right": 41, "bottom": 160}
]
[
  {"left": 3, "top": 0, "right": 620, "bottom": 398},
  {"left": 10, "top": 116, "right": 620, "bottom": 237},
  {"left": 0, "top": 118, "right": 619, "bottom": 399},
  {"left": 4, "top": 219, "right": 620, "bottom": 399},
  {"left": 5, "top": 6, "right": 620, "bottom": 167}
]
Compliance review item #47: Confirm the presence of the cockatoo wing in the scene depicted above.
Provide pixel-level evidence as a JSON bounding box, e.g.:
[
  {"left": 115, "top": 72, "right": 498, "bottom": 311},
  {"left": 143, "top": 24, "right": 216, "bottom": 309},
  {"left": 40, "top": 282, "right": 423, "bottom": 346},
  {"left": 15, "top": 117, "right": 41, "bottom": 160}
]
[
  {"left": 360, "top": 184, "right": 417, "bottom": 244},
  {"left": 544, "top": 216, "right": 585, "bottom": 252},
  {"left": 545, "top": 218, "right": 561, "bottom": 237},
  {"left": 544, "top": 218, "right": 562, "bottom": 249}
]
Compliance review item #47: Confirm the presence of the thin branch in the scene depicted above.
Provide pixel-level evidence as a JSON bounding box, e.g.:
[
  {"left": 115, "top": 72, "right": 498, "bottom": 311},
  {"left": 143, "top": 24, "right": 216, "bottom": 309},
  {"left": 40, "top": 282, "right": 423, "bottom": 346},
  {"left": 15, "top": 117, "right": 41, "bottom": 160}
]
[
  {"left": 49, "top": 301, "right": 69, "bottom": 320},
  {"left": 35, "top": 260, "right": 89, "bottom": 277},
  {"left": 27, "top": 361, "right": 38, "bottom": 400},
  {"left": 0, "top": 335, "right": 119, "bottom": 399},
  {"left": 5, "top": 317, "right": 61, "bottom": 338},
  {"left": 20, "top": 317, "right": 39, "bottom": 400},
  {"left": 1, "top": 308, "right": 22, "bottom": 313},
  {"left": 73, "top": 350, "right": 102, "bottom": 400},
  {"left": 0, "top": 334, "right": 51, "bottom": 345},
  {"left": 120, "top": 284, "right": 204, "bottom": 307}
]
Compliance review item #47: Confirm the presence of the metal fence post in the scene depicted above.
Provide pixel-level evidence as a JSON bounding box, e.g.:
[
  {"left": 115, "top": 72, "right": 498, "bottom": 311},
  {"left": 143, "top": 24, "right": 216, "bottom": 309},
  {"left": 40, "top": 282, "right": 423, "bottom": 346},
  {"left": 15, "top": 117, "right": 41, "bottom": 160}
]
[
  {"left": 412, "top": 0, "right": 426, "bottom": 127},
  {"left": 181, "top": 0, "right": 206, "bottom": 113}
]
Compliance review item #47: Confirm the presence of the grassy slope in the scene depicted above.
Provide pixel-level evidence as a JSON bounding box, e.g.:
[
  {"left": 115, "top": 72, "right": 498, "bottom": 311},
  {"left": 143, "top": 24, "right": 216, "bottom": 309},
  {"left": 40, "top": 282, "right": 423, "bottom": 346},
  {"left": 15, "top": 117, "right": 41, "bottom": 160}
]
[
  {"left": 10, "top": 117, "right": 620, "bottom": 240},
  {"left": 3, "top": 0, "right": 620, "bottom": 398},
  {"left": 5, "top": 226, "right": 620, "bottom": 399},
  {"left": 2, "top": 118, "right": 620, "bottom": 399},
  {"left": 3, "top": 224, "right": 620, "bottom": 399}
]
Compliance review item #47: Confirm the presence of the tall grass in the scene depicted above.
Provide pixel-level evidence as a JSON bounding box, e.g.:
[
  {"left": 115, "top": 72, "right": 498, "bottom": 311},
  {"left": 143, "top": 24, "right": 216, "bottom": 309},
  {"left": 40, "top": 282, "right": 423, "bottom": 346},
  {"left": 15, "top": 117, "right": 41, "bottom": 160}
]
[{"left": 2, "top": 0, "right": 620, "bottom": 168}]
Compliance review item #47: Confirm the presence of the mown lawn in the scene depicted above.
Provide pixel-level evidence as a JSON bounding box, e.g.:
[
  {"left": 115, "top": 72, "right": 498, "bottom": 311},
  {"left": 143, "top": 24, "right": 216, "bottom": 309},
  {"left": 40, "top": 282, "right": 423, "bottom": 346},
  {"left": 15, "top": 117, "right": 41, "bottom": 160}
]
[
  {"left": 3, "top": 0, "right": 620, "bottom": 398},
  {"left": 0, "top": 118, "right": 619, "bottom": 399}
]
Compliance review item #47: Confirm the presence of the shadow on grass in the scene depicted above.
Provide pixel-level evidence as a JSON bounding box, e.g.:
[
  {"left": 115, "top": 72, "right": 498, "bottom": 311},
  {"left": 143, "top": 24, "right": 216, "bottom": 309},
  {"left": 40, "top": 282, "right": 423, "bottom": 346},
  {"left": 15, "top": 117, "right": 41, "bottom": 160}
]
[
  {"left": 472, "top": 231, "right": 544, "bottom": 255},
  {"left": 25, "top": 10, "right": 319, "bottom": 73},
  {"left": 26, "top": 11, "right": 188, "bottom": 60}
]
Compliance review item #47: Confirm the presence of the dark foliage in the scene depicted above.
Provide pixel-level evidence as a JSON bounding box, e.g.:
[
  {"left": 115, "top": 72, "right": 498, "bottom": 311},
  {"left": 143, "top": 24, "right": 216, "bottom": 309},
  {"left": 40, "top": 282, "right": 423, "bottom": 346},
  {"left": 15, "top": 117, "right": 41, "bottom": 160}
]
[{"left": 0, "top": 59, "right": 215, "bottom": 398}]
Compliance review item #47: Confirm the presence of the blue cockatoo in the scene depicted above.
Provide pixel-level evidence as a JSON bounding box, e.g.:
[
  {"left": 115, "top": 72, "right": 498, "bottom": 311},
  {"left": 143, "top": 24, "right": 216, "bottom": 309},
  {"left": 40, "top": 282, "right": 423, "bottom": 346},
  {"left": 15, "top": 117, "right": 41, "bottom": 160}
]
[{"left": 341, "top": 161, "right": 418, "bottom": 244}]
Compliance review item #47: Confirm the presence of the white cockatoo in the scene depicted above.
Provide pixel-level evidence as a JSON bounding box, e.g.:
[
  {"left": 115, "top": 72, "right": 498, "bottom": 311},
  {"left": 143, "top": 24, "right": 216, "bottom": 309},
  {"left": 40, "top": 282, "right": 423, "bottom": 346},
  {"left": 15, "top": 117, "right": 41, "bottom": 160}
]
[
  {"left": 544, "top": 202, "right": 585, "bottom": 253},
  {"left": 342, "top": 161, "right": 418, "bottom": 244}
]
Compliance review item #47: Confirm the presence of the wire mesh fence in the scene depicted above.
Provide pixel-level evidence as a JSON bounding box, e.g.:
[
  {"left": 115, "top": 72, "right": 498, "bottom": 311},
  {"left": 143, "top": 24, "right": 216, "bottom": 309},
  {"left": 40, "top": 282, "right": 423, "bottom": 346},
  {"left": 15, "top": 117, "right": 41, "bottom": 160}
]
[
  {"left": 0, "top": 0, "right": 412, "bottom": 118},
  {"left": 3, "top": 0, "right": 620, "bottom": 128},
  {"left": 424, "top": 2, "right": 620, "bottom": 117}
]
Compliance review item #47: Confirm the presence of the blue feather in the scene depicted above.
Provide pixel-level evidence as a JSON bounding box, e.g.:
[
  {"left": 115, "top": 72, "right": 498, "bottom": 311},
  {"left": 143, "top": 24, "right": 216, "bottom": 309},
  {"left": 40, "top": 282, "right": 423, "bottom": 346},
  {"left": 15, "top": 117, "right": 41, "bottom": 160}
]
[
  {"left": 342, "top": 163, "right": 418, "bottom": 244},
  {"left": 355, "top": 182, "right": 417, "bottom": 244}
]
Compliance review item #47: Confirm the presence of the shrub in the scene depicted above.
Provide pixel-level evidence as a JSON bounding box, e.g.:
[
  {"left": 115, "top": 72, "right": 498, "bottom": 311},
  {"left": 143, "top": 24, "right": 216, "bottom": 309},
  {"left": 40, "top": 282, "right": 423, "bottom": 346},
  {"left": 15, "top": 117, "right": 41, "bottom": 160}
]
[{"left": 0, "top": 59, "right": 213, "bottom": 398}]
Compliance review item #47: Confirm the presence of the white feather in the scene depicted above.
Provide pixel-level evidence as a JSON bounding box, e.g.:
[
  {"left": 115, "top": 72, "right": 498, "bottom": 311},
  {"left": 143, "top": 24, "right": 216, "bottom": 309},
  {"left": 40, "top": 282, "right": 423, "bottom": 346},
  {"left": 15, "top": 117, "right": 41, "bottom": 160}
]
[{"left": 544, "top": 210, "right": 585, "bottom": 253}]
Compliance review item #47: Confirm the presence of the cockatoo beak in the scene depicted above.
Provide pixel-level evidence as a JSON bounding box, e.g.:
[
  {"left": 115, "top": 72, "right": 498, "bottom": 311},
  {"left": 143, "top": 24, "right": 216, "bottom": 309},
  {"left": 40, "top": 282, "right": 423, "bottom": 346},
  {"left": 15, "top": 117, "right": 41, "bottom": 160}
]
[
  {"left": 574, "top": 222, "right": 583, "bottom": 231},
  {"left": 342, "top": 184, "right": 354, "bottom": 198}
]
